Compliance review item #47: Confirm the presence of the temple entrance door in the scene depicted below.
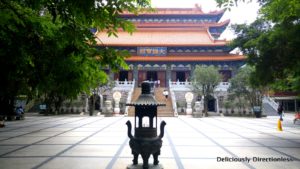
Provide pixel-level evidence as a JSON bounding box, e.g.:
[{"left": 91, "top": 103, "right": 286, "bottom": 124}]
[
  {"left": 207, "top": 95, "right": 216, "bottom": 112},
  {"left": 95, "top": 95, "right": 101, "bottom": 111},
  {"left": 119, "top": 71, "right": 128, "bottom": 81},
  {"left": 138, "top": 71, "right": 147, "bottom": 87},
  {"left": 146, "top": 71, "right": 157, "bottom": 82},
  {"left": 157, "top": 71, "right": 166, "bottom": 87},
  {"left": 176, "top": 72, "right": 186, "bottom": 82}
]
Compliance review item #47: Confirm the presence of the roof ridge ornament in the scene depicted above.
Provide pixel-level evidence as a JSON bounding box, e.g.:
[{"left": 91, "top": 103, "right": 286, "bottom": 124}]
[{"left": 194, "top": 3, "right": 203, "bottom": 12}]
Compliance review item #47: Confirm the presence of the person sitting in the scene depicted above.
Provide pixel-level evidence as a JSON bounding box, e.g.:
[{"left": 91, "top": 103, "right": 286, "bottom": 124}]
[{"left": 15, "top": 106, "right": 24, "bottom": 120}]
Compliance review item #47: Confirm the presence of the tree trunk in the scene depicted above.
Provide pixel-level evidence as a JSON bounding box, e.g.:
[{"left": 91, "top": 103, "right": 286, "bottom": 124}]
[{"left": 0, "top": 96, "right": 15, "bottom": 117}]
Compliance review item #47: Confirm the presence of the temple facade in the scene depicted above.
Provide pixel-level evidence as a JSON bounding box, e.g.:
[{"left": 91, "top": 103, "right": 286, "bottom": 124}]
[{"left": 95, "top": 6, "right": 245, "bottom": 87}]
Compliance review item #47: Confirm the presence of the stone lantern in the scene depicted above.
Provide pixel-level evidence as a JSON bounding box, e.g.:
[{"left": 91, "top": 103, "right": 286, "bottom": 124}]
[{"left": 126, "top": 82, "right": 166, "bottom": 169}]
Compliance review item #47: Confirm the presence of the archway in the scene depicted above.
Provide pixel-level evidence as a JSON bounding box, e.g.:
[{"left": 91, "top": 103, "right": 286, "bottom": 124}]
[
  {"left": 207, "top": 95, "right": 216, "bottom": 112},
  {"left": 94, "top": 94, "right": 101, "bottom": 111}
]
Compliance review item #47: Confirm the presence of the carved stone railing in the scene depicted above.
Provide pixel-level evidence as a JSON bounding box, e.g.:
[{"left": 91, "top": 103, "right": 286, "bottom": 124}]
[
  {"left": 170, "top": 89, "right": 178, "bottom": 117},
  {"left": 214, "top": 82, "right": 231, "bottom": 92},
  {"left": 169, "top": 80, "right": 192, "bottom": 89},
  {"left": 115, "top": 79, "right": 135, "bottom": 87},
  {"left": 169, "top": 80, "right": 192, "bottom": 93},
  {"left": 111, "top": 79, "right": 135, "bottom": 116}
]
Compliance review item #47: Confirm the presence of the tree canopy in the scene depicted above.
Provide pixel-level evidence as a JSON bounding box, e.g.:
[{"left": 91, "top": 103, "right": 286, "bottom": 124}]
[
  {"left": 191, "top": 65, "right": 221, "bottom": 115},
  {"left": 229, "top": 66, "right": 263, "bottom": 108},
  {"left": 216, "top": 0, "right": 300, "bottom": 93},
  {"left": 0, "top": 0, "right": 151, "bottom": 115}
]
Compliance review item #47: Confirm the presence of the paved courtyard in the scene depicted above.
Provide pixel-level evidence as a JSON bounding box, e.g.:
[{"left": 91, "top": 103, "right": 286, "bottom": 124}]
[{"left": 0, "top": 114, "right": 300, "bottom": 169}]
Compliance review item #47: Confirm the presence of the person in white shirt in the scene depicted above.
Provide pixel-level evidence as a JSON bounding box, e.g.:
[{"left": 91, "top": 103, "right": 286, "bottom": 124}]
[{"left": 163, "top": 89, "right": 169, "bottom": 101}]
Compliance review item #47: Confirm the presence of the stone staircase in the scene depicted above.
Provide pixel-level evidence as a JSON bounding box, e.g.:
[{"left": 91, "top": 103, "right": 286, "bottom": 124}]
[
  {"left": 128, "top": 87, "right": 174, "bottom": 117},
  {"left": 262, "top": 102, "right": 278, "bottom": 116},
  {"left": 155, "top": 88, "right": 174, "bottom": 117},
  {"left": 127, "top": 88, "right": 141, "bottom": 116}
]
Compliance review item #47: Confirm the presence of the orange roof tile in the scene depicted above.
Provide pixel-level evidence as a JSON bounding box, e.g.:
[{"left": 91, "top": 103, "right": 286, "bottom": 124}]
[
  {"left": 134, "top": 20, "right": 230, "bottom": 29},
  {"left": 125, "top": 55, "right": 245, "bottom": 62},
  {"left": 95, "top": 30, "right": 227, "bottom": 46},
  {"left": 122, "top": 6, "right": 224, "bottom": 16}
]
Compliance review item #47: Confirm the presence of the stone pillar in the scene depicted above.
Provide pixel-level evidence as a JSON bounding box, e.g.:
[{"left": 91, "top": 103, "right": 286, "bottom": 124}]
[
  {"left": 215, "top": 96, "right": 219, "bottom": 114},
  {"left": 133, "top": 64, "right": 138, "bottom": 87},
  {"left": 166, "top": 64, "right": 171, "bottom": 87},
  {"left": 85, "top": 97, "right": 88, "bottom": 113},
  {"left": 100, "top": 95, "right": 103, "bottom": 112}
]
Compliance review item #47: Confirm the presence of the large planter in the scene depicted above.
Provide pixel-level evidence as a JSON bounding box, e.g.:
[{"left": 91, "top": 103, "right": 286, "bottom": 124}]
[{"left": 253, "top": 106, "right": 262, "bottom": 118}]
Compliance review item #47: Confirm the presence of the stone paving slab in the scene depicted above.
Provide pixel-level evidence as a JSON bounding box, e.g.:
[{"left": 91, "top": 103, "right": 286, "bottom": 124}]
[{"left": 0, "top": 114, "right": 299, "bottom": 169}]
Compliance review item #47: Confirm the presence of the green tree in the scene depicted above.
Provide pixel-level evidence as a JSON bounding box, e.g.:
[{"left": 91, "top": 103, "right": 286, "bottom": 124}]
[
  {"left": 0, "top": 0, "right": 151, "bottom": 116},
  {"left": 191, "top": 65, "right": 221, "bottom": 116},
  {"left": 216, "top": 0, "right": 300, "bottom": 93},
  {"left": 229, "top": 66, "right": 263, "bottom": 110}
]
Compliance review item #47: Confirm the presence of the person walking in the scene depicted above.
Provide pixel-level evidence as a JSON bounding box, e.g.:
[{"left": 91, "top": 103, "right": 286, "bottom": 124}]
[
  {"left": 277, "top": 103, "right": 284, "bottom": 121},
  {"left": 163, "top": 89, "right": 169, "bottom": 101}
]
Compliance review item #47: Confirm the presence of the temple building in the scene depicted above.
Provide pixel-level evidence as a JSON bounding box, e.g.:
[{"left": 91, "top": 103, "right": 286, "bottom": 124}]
[
  {"left": 59, "top": 6, "right": 299, "bottom": 116},
  {"left": 95, "top": 6, "right": 245, "bottom": 87}
]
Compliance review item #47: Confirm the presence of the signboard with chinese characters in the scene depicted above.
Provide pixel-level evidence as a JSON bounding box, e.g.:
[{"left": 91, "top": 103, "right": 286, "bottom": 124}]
[{"left": 137, "top": 47, "right": 167, "bottom": 56}]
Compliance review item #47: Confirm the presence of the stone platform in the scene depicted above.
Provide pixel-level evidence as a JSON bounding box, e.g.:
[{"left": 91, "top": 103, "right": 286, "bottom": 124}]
[
  {"left": 0, "top": 113, "right": 299, "bottom": 169},
  {"left": 127, "top": 164, "right": 163, "bottom": 169}
]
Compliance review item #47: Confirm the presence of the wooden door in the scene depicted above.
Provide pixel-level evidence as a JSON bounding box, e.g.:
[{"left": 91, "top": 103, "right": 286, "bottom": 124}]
[
  {"left": 138, "top": 71, "right": 147, "bottom": 87},
  {"left": 185, "top": 71, "right": 191, "bottom": 81},
  {"left": 171, "top": 71, "right": 176, "bottom": 81},
  {"left": 157, "top": 71, "right": 166, "bottom": 87},
  {"left": 128, "top": 71, "right": 133, "bottom": 81}
]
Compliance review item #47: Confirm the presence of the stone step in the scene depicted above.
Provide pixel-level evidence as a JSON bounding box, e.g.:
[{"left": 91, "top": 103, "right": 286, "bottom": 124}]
[{"left": 127, "top": 87, "right": 174, "bottom": 117}]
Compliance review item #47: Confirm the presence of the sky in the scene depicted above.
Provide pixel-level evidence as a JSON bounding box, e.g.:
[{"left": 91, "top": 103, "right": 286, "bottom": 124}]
[{"left": 151, "top": 0, "right": 261, "bottom": 40}]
